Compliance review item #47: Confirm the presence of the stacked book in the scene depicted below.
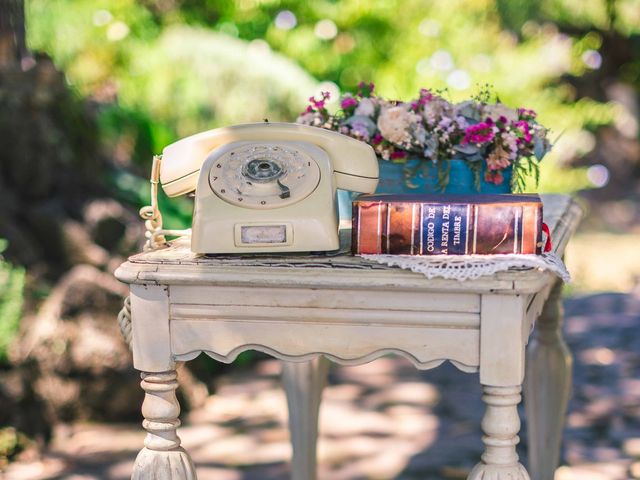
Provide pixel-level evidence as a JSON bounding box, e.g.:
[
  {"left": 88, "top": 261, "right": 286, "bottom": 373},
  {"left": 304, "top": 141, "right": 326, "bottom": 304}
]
[{"left": 352, "top": 194, "right": 543, "bottom": 255}]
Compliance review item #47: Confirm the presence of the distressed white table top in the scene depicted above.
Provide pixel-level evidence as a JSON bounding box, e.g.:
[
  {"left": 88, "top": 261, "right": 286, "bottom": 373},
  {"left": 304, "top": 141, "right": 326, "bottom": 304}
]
[{"left": 116, "top": 194, "right": 582, "bottom": 294}]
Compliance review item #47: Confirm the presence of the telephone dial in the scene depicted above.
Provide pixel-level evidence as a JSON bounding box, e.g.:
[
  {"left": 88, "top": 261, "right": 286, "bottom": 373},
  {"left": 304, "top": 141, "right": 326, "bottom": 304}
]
[{"left": 144, "top": 122, "right": 379, "bottom": 254}]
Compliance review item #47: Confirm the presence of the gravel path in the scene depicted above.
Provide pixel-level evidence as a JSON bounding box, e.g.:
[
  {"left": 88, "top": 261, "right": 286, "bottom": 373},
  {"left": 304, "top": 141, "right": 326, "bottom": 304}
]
[{"left": 5, "top": 293, "right": 640, "bottom": 480}]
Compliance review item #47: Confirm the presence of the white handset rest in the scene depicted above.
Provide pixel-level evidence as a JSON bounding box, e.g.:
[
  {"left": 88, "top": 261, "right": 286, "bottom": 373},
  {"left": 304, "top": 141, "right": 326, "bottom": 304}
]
[{"left": 160, "top": 122, "right": 379, "bottom": 197}]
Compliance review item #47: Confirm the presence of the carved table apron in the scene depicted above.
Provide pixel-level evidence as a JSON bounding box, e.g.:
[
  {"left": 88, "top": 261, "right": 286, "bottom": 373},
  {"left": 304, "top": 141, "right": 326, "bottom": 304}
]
[{"left": 114, "top": 194, "right": 582, "bottom": 480}]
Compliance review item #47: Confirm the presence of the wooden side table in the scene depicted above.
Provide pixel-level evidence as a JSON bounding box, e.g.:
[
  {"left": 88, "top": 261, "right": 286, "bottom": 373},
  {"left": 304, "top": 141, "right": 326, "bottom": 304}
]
[{"left": 115, "top": 194, "right": 581, "bottom": 480}]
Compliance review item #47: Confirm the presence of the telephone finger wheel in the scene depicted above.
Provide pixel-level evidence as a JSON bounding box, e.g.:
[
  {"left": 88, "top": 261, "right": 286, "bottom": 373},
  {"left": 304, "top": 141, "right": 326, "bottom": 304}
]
[{"left": 208, "top": 143, "right": 320, "bottom": 209}]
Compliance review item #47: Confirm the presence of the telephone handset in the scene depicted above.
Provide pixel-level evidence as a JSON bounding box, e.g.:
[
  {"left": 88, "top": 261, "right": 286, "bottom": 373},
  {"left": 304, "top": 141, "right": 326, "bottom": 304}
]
[{"left": 149, "top": 122, "right": 379, "bottom": 254}]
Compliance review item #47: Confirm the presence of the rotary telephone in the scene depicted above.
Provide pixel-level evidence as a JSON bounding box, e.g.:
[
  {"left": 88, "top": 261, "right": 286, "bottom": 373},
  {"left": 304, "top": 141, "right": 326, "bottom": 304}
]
[{"left": 142, "top": 122, "right": 379, "bottom": 254}]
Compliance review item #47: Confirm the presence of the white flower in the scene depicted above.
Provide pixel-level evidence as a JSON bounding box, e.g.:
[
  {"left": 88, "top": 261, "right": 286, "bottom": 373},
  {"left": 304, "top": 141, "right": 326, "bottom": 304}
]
[
  {"left": 377, "top": 106, "right": 419, "bottom": 145},
  {"left": 354, "top": 97, "right": 375, "bottom": 117},
  {"left": 423, "top": 98, "right": 452, "bottom": 125},
  {"left": 296, "top": 112, "right": 325, "bottom": 127},
  {"left": 296, "top": 112, "right": 315, "bottom": 125},
  {"left": 484, "top": 103, "right": 518, "bottom": 122}
]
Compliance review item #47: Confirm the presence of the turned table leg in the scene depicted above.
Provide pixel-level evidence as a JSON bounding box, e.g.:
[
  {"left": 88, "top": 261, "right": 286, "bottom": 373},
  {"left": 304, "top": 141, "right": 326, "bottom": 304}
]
[
  {"left": 525, "top": 280, "right": 572, "bottom": 480},
  {"left": 282, "top": 357, "right": 329, "bottom": 480},
  {"left": 470, "top": 294, "right": 530, "bottom": 479},
  {"left": 132, "top": 370, "right": 197, "bottom": 480},
  {"left": 469, "top": 385, "right": 529, "bottom": 479}
]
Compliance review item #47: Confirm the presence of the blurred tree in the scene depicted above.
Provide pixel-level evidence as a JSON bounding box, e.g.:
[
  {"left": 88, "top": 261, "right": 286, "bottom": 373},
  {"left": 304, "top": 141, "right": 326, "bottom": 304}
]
[
  {"left": 0, "top": 0, "right": 27, "bottom": 66},
  {"left": 26, "top": 0, "right": 640, "bottom": 198}
]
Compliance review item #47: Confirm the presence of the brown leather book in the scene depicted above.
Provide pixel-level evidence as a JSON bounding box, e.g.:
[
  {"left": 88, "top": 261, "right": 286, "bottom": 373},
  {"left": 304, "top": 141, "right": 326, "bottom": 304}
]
[
  {"left": 351, "top": 200, "right": 387, "bottom": 254},
  {"left": 386, "top": 203, "right": 420, "bottom": 254},
  {"left": 352, "top": 194, "right": 543, "bottom": 255}
]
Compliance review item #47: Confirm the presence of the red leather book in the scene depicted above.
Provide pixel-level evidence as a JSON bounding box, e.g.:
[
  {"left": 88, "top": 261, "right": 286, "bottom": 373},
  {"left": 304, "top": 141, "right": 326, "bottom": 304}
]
[{"left": 352, "top": 194, "right": 543, "bottom": 255}]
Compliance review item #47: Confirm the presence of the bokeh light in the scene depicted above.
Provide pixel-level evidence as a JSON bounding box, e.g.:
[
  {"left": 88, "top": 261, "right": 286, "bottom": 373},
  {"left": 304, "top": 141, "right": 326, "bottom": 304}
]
[
  {"left": 315, "top": 19, "right": 338, "bottom": 40},
  {"left": 418, "top": 18, "right": 441, "bottom": 37},
  {"left": 586, "top": 164, "right": 610, "bottom": 188},
  {"left": 429, "top": 50, "right": 454, "bottom": 72},
  {"left": 447, "top": 69, "right": 471, "bottom": 90},
  {"left": 581, "top": 49, "right": 602, "bottom": 69},
  {"left": 275, "top": 10, "right": 297, "bottom": 30}
]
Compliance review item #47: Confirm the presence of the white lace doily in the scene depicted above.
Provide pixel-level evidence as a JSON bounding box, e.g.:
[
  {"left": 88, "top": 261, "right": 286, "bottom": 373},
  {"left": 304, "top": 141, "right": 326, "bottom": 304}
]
[{"left": 359, "top": 252, "right": 570, "bottom": 283}]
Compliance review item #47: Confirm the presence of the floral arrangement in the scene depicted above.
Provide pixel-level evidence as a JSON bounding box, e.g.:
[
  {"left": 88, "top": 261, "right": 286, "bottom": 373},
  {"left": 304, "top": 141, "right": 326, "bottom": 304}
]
[{"left": 297, "top": 82, "right": 552, "bottom": 191}]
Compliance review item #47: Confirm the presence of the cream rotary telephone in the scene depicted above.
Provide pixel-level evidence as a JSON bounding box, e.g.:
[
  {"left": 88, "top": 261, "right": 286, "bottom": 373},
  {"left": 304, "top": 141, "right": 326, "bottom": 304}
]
[{"left": 142, "top": 122, "right": 379, "bottom": 254}]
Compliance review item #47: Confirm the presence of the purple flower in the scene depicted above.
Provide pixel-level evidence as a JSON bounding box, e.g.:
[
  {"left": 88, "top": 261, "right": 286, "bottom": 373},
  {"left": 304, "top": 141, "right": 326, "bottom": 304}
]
[
  {"left": 438, "top": 117, "right": 453, "bottom": 129},
  {"left": 455, "top": 116, "right": 468, "bottom": 129},
  {"left": 390, "top": 150, "right": 408, "bottom": 159},
  {"left": 352, "top": 124, "right": 369, "bottom": 139}
]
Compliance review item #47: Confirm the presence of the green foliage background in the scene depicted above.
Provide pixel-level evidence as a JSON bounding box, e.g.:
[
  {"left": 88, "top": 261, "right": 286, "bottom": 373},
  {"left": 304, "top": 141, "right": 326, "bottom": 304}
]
[
  {"left": 0, "top": 241, "right": 25, "bottom": 365},
  {"left": 24, "top": 0, "right": 640, "bottom": 220}
]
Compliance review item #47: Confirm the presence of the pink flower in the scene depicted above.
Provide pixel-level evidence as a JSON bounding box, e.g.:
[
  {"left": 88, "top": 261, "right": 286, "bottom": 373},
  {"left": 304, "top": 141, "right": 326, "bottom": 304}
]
[
  {"left": 306, "top": 91, "right": 331, "bottom": 112},
  {"left": 372, "top": 134, "right": 383, "bottom": 145},
  {"left": 358, "top": 81, "right": 375, "bottom": 90},
  {"left": 341, "top": 96, "right": 358, "bottom": 109},
  {"left": 514, "top": 121, "right": 533, "bottom": 143},
  {"left": 463, "top": 122, "right": 496, "bottom": 145},
  {"left": 517, "top": 108, "right": 537, "bottom": 119},
  {"left": 356, "top": 81, "right": 375, "bottom": 97},
  {"left": 418, "top": 88, "right": 433, "bottom": 105},
  {"left": 299, "top": 91, "right": 333, "bottom": 119},
  {"left": 390, "top": 150, "right": 408, "bottom": 159}
]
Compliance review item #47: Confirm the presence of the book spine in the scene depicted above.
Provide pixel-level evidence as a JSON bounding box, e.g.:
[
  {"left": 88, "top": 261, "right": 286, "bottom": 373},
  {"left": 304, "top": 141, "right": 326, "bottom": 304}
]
[
  {"left": 473, "top": 204, "right": 533, "bottom": 254},
  {"left": 353, "top": 200, "right": 542, "bottom": 255},
  {"left": 352, "top": 201, "right": 387, "bottom": 254},
  {"left": 386, "top": 203, "right": 420, "bottom": 254},
  {"left": 521, "top": 203, "right": 542, "bottom": 254},
  {"left": 421, "top": 203, "right": 473, "bottom": 255},
  {"left": 421, "top": 204, "right": 441, "bottom": 254},
  {"left": 448, "top": 204, "right": 473, "bottom": 254}
]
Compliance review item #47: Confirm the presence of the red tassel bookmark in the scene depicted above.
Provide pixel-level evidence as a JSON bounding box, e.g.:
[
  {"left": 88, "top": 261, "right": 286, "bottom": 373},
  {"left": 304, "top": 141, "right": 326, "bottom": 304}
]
[{"left": 541, "top": 223, "right": 552, "bottom": 252}]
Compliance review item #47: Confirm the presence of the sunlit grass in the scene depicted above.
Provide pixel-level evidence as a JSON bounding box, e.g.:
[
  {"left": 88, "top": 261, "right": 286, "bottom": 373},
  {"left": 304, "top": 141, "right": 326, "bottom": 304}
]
[{"left": 565, "top": 231, "right": 640, "bottom": 294}]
